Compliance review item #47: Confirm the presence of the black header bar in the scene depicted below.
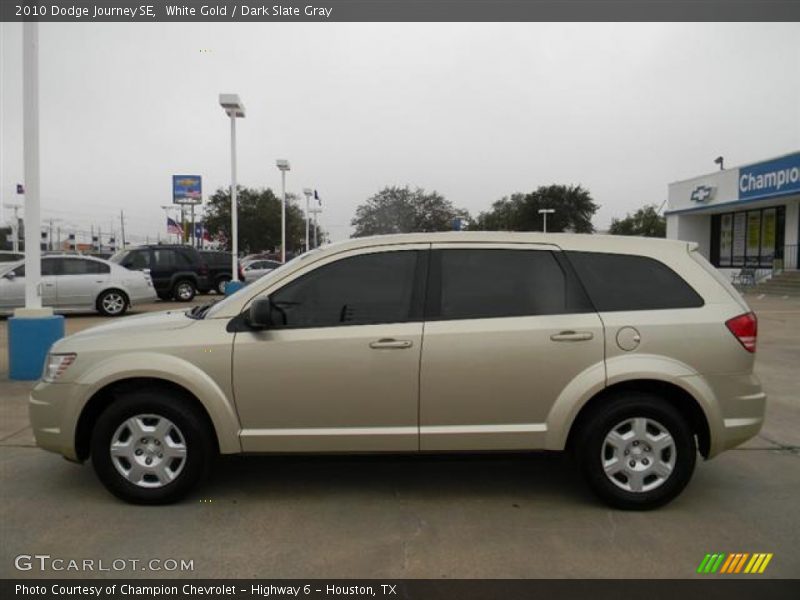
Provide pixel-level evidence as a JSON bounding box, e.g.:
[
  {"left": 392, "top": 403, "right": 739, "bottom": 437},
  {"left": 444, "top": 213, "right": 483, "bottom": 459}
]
[{"left": 2, "top": 0, "right": 800, "bottom": 23}]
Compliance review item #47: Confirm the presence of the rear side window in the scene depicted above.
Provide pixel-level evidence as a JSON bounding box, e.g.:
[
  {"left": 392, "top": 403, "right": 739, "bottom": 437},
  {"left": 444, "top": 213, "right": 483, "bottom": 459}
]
[
  {"left": 430, "top": 249, "right": 589, "bottom": 320},
  {"left": 567, "top": 251, "right": 704, "bottom": 312}
]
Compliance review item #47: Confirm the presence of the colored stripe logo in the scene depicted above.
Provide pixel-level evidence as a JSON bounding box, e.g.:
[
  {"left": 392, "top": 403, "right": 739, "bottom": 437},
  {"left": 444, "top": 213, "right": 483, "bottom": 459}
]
[{"left": 697, "top": 553, "right": 773, "bottom": 574}]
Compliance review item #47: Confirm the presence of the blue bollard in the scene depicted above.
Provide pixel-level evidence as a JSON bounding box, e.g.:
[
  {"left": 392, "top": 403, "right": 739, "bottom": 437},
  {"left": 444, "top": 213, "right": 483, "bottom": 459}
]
[
  {"left": 8, "top": 314, "right": 65, "bottom": 381},
  {"left": 224, "top": 280, "right": 247, "bottom": 296}
]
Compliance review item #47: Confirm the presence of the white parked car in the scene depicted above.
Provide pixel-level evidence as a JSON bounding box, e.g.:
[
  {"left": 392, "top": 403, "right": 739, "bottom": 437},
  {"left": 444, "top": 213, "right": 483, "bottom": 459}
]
[
  {"left": 0, "top": 255, "right": 156, "bottom": 317},
  {"left": 242, "top": 259, "right": 281, "bottom": 283}
]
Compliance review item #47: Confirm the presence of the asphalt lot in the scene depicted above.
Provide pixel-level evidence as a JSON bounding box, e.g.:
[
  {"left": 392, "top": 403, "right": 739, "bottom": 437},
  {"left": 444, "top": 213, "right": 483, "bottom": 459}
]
[{"left": 1, "top": 294, "right": 798, "bottom": 579}]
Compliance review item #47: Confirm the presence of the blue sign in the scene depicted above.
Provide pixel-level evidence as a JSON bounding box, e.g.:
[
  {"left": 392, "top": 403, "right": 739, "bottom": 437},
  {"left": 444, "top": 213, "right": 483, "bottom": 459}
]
[
  {"left": 172, "top": 175, "right": 202, "bottom": 204},
  {"left": 739, "top": 152, "right": 800, "bottom": 201}
]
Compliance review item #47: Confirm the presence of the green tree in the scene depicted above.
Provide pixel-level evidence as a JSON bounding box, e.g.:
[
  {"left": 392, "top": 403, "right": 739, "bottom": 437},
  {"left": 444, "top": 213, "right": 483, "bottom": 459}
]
[
  {"left": 351, "top": 186, "right": 469, "bottom": 237},
  {"left": 472, "top": 185, "right": 598, "bottom": 233},
  {"left": 609, "top": 204, "right": 666, "bottom": 238},
  {"left": 204, "top": 187, "right": 324, "bottom": 255}
]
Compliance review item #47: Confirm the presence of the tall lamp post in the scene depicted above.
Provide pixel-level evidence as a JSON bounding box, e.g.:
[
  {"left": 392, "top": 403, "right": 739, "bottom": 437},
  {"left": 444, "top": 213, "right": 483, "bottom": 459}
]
[
  {"left": 276, "top": 159, "right": 291, "bottom": 262},
  {"left": 219, "top": 94, "right": 245, "bottom": 283},
  {"left": 302, "top": 188, "right": 313, "bottom": 253},
  {"left": 538, "top": 208, "right": 555, "bottom": 233}
]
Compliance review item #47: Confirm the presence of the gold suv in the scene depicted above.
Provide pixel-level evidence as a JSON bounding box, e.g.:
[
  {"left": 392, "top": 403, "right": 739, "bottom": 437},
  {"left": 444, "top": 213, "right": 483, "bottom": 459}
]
[{"left": 29, "top": 233, "right": 765, "bottom": 509}]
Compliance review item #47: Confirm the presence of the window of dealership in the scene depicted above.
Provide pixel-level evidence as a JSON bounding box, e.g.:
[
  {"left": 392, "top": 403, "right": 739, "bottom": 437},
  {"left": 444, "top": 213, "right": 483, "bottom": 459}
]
[{"left": 666, "top": 151, "right": 800, "bottom": 277}]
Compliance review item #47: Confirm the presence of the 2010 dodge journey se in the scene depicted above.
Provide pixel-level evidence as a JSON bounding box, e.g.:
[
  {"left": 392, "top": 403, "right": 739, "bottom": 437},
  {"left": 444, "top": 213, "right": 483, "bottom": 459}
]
[{"left": 30, "top": 232, "right": 765, "bottom": 509}]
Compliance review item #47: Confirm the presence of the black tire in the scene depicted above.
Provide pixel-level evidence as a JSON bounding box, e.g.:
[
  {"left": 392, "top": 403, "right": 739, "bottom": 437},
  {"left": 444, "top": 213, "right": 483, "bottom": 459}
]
[
  {"left": 575, "top": 392, "right": 696, "bottom": 510},
  {"left": 90, "top": 389, "right": 214, "bottom": 504},
  {"left": 96, "top": 289, "right": 128, "bottom": 317},
  {"left": 172, "top": 279, "right": 196, "bottom": 302},
  {"left": 215, "top": 276, "right": 231, "bottom": 295}
]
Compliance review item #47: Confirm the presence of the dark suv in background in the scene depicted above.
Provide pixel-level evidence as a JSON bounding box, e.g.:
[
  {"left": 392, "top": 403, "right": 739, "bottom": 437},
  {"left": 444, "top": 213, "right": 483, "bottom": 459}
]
[
  {"left": 200, "top": 250, "right": 244, "bottom": 295},
  {"left": 110, "top": 245, "right": 209, "bottom": 301}
]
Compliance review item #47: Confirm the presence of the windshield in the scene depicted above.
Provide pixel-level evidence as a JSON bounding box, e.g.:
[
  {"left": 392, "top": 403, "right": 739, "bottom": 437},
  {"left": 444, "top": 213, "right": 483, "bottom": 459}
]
[
  {"left": 108, "top": 250, "right": 129, "bottom": 264},
  {"left": 204, "top": 250, "right": 320, "bottom": 318}
]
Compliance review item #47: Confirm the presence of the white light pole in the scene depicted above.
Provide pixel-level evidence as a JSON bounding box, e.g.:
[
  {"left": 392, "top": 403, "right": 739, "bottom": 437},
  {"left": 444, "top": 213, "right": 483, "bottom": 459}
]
[
  {"left": 538, "top": 208, "right": 555, "bottom": 233},
  {"left": 302, "top": 188, "right": 313, "bottom": 253},
  {"left": 22, "top": 23, "right": 42, "bottom": 310},
  {"left": 276, "top": 159, "right": 291, "bottom": 262},
  {"left": 309, "top": 206, "right": 322, "bottom": 249},
  {"left": 219, "top": 94, "right": 245, "bottom": 281}
]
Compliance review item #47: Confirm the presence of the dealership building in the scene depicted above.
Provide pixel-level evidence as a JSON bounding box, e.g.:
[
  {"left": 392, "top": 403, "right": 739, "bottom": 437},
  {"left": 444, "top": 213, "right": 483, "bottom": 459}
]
[{"left": 666, "top": 151, "right": 800, "bottom": 279}]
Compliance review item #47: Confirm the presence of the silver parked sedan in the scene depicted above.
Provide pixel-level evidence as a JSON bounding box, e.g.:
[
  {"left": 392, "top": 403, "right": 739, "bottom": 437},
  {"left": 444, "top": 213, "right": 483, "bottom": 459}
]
[
  {"left": 0, "top": 254, "right": 156, "bottom": 317},
  {"left": 242, "top": 259, "right": 281, "bottom": 283}
]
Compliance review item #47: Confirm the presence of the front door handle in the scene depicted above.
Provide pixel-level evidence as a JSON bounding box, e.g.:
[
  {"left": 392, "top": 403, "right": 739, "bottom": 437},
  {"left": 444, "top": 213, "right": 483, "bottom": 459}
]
[
  {"left": 550, "top": 331, "right": 594, "bottom": 342},
  {"left": 369, "top": 338, "right": 413, "bottom": 350}
]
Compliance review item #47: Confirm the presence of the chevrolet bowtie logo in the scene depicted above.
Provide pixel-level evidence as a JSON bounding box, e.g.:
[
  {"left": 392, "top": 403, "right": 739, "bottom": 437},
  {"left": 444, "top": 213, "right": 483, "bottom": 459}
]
[{"left": 691, "top": 185, "right": 715, "bottom": 202}]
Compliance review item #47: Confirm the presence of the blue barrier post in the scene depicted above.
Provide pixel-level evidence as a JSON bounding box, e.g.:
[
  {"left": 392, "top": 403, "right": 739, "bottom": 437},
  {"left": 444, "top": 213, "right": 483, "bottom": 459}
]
[
  {"left": 224, "top": 280, "right": 247, "bottom": 296},
  {"left": 8, "top": 313, "right": 65, "bottom": 380}
]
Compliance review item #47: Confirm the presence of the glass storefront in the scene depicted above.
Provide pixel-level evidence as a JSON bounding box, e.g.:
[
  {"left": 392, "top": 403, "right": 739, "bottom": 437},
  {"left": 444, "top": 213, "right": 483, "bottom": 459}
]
[{"left": 710, "top": 206, "right": 785, "bottom": 268}]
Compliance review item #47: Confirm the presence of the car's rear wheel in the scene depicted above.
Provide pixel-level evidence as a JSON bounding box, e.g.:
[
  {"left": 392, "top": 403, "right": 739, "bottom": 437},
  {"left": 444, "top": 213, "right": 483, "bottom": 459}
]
[
  {"left": 90, "top": 389, "right": 214, "bottom": 504},
  {"left": 216, "top": 276, "right": 230, "bottom": 295},
  {"left": 172, "top": 280, "right": 196, "bottom": 302},
  {"left": 576, "top": 392, "right": 696, "bottom": 510},
  {"left": 96, "top": 289, "right": 128, "bottom": 317}
]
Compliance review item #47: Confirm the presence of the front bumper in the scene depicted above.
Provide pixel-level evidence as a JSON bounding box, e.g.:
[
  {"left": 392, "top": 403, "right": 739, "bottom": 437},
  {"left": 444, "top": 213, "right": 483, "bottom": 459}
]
[{"left": 28, "top": 380, "right": 87, "bottom": 461}]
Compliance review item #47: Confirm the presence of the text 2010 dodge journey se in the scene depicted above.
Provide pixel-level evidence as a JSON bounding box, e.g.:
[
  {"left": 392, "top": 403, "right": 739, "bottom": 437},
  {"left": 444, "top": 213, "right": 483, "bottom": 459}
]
[{"left": 30, "top": 233, "right": 765, "bottom": 509}]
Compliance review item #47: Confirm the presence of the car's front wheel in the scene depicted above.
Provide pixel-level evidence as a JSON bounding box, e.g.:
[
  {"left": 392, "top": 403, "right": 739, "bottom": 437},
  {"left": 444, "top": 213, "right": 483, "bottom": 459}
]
[
  {"left": 90, "top": 389, "right": 214, "bottom": 504},
  {"left": 576, "top": 392, "right": 696, "bottom": 510}
]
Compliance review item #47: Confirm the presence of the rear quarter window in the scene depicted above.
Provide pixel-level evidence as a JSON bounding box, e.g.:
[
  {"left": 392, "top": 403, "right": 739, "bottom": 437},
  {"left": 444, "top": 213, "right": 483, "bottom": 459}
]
[{"left": 567, "top": 251, "right": 704, "bottom": 312}]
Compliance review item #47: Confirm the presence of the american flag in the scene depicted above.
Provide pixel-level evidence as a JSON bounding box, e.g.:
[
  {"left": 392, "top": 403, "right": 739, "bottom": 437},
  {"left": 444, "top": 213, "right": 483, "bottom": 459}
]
[{"left": 167, "top": 217, "right": 184, "bottom": 236}]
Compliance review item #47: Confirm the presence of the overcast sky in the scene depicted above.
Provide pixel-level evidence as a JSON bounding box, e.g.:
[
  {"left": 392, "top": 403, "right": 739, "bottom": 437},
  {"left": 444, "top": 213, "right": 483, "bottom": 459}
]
[{"left": 1, "top": 22, "right": 799, "bottom": 244}]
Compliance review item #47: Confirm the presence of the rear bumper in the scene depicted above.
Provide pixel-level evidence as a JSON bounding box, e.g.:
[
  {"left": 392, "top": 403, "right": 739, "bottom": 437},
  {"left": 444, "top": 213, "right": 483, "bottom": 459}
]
[{"left": 703, "top": 372, "right": 766, "bottom": 457}]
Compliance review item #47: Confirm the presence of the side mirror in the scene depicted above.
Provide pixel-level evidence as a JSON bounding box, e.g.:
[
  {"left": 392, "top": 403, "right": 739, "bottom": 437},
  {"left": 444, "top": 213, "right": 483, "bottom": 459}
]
[
  {"left": 247, "top": 297, "right": 274, "bottom": 329},
  {"left": 4, "top": 271, "right": 16, "bottom": 280}
]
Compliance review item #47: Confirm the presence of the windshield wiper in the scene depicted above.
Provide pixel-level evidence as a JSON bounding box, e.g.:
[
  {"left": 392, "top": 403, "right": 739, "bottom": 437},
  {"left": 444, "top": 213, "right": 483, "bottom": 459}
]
[{"left": 187, "top": 301, "right": 217, "bottom": 320}]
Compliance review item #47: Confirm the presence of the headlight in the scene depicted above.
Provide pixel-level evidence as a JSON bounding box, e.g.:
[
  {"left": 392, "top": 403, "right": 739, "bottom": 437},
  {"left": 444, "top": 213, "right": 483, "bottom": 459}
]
[{"left": 43, "top": 353, "right": 76, "bottom": 382}]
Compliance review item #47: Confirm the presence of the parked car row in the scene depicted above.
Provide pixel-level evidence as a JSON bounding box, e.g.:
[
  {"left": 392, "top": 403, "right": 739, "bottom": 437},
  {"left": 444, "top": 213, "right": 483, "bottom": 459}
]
[
  {"left": 0, "top": 245, "right": 280, "bottom": 317},
  {"left": 109, "top": 245, "right": 244, "bottom": 301}
]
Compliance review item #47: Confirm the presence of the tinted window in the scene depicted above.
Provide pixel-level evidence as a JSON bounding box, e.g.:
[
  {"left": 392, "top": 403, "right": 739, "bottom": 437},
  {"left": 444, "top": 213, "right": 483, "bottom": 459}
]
[
  {"left": 13, "top": 260, "right": 56, "bottom": 277},
  {"left": 153, "top": 249, "right": 177, "bottom": 267},
  {"left": 567, "top": 251, "right": 704, "bottom": 311},
  {"left": 432, "top": 249, "right": 576, "bottom": 320},
  {"left": 270, "top": 251, "right": 420, "bottom": 328},
  {"left": 56, "top": 259, "right": 110, "bottom": 275},
  {"left": 125, "top": 250, "right": 151, "bottom": 269}
]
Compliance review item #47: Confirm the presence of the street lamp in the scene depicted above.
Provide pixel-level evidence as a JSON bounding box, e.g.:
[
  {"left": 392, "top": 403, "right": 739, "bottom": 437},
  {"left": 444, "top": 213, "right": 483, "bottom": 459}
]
[
  {"left": 538, "top": 208, "right": 555, "bottom": 233},
  {"left": 302, "top": 188, "right": 313, "bottom": 253},
  {"left": 219, "top": 93, "right": 245, "bottom": 282},
  {"left": 276, "top": 159, "right": 291, "bottom": 262}
]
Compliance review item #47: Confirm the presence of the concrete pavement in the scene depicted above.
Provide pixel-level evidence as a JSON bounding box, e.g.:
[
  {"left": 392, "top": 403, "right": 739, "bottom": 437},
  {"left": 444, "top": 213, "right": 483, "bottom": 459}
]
[{"left": 1, "top": 295, "right": 798, "bottom": 579}]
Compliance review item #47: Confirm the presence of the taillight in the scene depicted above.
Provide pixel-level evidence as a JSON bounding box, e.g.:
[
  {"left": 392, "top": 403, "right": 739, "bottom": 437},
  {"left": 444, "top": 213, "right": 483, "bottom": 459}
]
[{"left": 725, "top": 312, "right": 757, "bottom": 353}]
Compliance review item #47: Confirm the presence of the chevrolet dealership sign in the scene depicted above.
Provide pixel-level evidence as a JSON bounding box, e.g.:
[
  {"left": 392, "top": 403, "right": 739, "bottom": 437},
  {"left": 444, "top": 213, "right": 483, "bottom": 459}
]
[
  {"left": 690, "top": 185, "right": 715, "bottom": 203},
  {"left": 739, "top": 152, "right": 800, "bottom": 201}
]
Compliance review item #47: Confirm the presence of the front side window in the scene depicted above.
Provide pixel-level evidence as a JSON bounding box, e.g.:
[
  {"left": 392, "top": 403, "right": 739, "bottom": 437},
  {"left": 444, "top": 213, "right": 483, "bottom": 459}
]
[
  {"left": 270, "top": 251, "right": 420, "bottom": 328},
  {"left": 567, "top": 251, "right": 704, "bottom": 312},
  {"left": 431, "top": 249, "right": 576, "bottom": 320}
]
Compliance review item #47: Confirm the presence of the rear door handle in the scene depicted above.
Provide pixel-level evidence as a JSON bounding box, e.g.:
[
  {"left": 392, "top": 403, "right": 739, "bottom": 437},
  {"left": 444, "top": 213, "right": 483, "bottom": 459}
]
[
  {"left": 550, "top": 331, "right": 594, "bottom": 342},
  {"left": 369, "top": 338, "right": 413, "bottom": 350}
]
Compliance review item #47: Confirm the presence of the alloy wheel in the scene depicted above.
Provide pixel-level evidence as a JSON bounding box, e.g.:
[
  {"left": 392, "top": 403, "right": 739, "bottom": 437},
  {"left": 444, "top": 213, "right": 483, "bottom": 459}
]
[
  {"left": 101, "top": 292, "right": 126, "bottom": 315},
  {"left": 601, "top": 417, "right": 676, "bottom": 493},
  {"left": 109, "top": 414, "right": 188, "bottom": 488}
]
